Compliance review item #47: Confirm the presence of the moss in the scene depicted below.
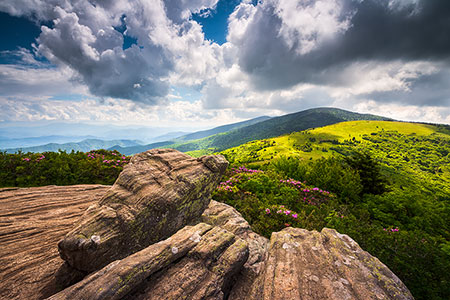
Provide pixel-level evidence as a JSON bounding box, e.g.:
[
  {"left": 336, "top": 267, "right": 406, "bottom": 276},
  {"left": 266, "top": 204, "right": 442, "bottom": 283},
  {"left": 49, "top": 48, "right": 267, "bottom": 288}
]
[{"left": 115, "top": 266, "right": 145, "bottom": 296}]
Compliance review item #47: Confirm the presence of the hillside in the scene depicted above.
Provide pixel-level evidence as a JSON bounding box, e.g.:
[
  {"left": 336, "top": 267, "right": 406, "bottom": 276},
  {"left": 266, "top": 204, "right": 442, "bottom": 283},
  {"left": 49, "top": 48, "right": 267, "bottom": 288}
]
[
  {"left": 222, "top": 120, "right": 448, "bottom": 163},
  {"left": 216, "top": 120, "right": 450, "bottom": 299},
  {"left": 4, "top": 139, "right": 143, "bottom": 153},
  {"left": 0, "top": 135, "right": 98, "bottom": 149},
  {"left": 116, "top": 107, "right": 391, "bottom": 155}
]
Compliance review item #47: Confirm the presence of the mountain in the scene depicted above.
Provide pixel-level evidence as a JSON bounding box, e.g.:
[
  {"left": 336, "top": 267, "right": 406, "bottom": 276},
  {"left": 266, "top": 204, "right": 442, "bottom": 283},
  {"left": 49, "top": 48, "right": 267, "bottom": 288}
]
[
  {"left": 5, "top": 139, "right": 143, "bottom": 153},
  {"left": 221, "top": 120, "right": 449, "bottom": 167},
  {"left": 114, "top": 107, "right": 392, "bottom": 155},
  {"left": 149, "top": 131, "right": 191, "bottom": 143},
  {"left": 173, "top": 116, "right": 271, "bottom": 142},
  {"left": 109, "top": 115, "right": 271, "bottom": 155},
  {"left": 110, "top": 141, "right": 174, "bottom": 155},
  {"left": 0, "top": 135, "right": 97, "bottom": 149},
  {"left": 0, "top": 122, "right": 185, "bottom": 143}
]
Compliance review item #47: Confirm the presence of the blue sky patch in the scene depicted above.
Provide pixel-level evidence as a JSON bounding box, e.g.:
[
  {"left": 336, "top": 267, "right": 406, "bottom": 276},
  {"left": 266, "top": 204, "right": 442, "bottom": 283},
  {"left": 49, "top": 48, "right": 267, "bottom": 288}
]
[
  {"left": 113, "top": 15, "right": 138, "bottom": 50},
  {"left": 170, "top": 85, "right": 203, "bottom": 103},
  {"left": 192, "top": 0, "right": 242, "bottom": 45},
  {"left": 48, "top": 94, "right": 88, "bottom": 102}
]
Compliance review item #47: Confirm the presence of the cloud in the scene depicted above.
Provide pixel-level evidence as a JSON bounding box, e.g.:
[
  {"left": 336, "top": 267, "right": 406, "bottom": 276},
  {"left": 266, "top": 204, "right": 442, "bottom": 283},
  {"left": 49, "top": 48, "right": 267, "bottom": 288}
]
[
  {"left": 351, "top": 101, "right": 450, "bottom": 125},
  {"left": 0, "top": 94, "right": 264, "bottom": 130},
  {"left": 228, "top": 0, "right": 450, "bottom": 90},
  {"left": 0, "top": 63, "right": 84, "bottom": 98},
  {"left": 163, "top": 0, "right": 219, "bottom": 23},
  {"left": 1, "top": 0, "right": 449, "bottom": 126},
  {"left": 0, "top": 0, "right": 220, "bottom": 104}
]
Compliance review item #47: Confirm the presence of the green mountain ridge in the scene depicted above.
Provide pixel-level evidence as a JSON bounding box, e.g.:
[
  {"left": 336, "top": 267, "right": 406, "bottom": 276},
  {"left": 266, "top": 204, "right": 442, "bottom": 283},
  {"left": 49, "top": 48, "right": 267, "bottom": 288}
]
[
  {"left": 114, "top": 107, "right": 392, "bottom": 155},
  {"left": 174, "top": 115, "right": 271, "bottom": 142},
  {"left": 109, "top": 115, "right": 272, "bottom": 155}
]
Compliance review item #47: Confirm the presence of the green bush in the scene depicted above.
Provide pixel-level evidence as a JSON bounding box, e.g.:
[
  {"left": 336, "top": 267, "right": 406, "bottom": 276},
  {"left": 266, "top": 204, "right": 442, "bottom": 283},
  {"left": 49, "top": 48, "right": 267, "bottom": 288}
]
[
  {"left": 270, "top": 156, "right": 362, "bottom": 203},
  {"left": 345, "top": 151, "right": 389, "bottom": 196}
]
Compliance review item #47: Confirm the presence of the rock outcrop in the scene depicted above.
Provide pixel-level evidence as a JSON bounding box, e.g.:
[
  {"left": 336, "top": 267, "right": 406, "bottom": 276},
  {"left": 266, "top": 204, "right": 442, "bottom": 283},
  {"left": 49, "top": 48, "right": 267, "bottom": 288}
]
[
  {"left": 0, "top": 185, "right": 109, "bottom": 300},
  {"left": 47, "top": 223, "right": 249, "bottom": 300},
  {"left": 48, "top": 199, "right": 414, "bottom": 300},
  {"left": 57, "top": 149, "right": 228, "bottom": 273},
  {"left": 247, "top": 227, "right": 414, "bottom": 300}
]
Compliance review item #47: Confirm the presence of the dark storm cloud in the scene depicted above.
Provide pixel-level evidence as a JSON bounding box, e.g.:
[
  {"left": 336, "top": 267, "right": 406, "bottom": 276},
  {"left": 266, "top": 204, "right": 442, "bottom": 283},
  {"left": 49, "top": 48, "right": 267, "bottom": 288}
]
[
  {"left": 337, "top": 0, "right": 450, "bottom": 61},
  {"left": 233, "top": 0, "right": 450, "bottom": 90}
]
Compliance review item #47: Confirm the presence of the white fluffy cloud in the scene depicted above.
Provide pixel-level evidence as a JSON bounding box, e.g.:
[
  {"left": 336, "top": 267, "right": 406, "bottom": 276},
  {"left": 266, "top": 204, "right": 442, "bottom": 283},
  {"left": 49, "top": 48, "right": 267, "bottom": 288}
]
[
  {"left": 1, "top": 0, "right": 221, "bottom": 104},
  {"left": 0, "top": 95, "right": 255, "bottom": 130},
  {"left": 1, "top": 0, "right": 449, "bottom": 126},
  {"left": 273, "top": 0, "right": 352, "bottom": 55}
]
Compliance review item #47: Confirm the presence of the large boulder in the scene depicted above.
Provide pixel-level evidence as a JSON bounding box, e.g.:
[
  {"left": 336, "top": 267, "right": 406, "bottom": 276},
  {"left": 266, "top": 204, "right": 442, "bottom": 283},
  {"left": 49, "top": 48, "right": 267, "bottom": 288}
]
[
  {"left": 247, "top": 227, "right": 414, "bottom": 300},
  {"left": 47, "top": 223, "right": 249, "bottom": 300},
  {"left": 57, "top": 149, "right": 228, "bottom": 273}
]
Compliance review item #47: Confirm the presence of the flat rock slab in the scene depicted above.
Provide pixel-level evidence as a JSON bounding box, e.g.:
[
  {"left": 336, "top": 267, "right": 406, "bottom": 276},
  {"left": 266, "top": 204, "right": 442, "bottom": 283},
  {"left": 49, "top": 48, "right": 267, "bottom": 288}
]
[
  {"left": 57, "top": 149, "right": 228, "bottom": 273},
  {"left": 0, "top": 185, "right": 110, "bottom": 300},
  {"left": 248, "top": 227, "right": 414, "bottom": 300}
]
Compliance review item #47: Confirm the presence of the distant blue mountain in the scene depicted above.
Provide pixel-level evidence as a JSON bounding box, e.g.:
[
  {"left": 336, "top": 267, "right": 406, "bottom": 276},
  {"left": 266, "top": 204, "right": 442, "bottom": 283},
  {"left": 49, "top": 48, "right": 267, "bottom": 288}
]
[
  {"left": 0, "top": 135, "right": 97, "bottom": 149},
  {"left": 4, "top": 139, "right": 143, "bottom": 153}
]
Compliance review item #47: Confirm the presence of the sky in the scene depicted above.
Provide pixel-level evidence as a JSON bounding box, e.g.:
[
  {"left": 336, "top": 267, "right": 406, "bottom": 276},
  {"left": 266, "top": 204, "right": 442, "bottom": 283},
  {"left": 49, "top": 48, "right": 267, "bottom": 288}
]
[{"left": 0, "top": 0, "right": 449, "bottom": 135}]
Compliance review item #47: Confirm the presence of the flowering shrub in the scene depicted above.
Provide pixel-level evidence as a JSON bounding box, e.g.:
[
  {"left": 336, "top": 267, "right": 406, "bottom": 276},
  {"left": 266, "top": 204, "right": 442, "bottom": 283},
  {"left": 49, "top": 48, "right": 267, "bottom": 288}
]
[
  {"left": 0, "top": 149, "right": 130, "bottom": 187},
  {"left": 231, "top": 166, "right": 263, "bottom": 174},
  {"left": 279, "top": 178, "right": 333, "bottom": 206},
  {"left": 213, "top": 166, "right": 338, "bottom": 236},
  {"left": 383, "top": 226, "right": 400, "bottom": 233}
]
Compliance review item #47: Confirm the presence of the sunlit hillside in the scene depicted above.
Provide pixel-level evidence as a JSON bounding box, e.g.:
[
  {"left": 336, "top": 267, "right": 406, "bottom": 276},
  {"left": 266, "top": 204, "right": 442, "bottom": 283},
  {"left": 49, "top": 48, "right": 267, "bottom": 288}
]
[{"left": 222, "top": 121, "right": 449, "bottom": 177}]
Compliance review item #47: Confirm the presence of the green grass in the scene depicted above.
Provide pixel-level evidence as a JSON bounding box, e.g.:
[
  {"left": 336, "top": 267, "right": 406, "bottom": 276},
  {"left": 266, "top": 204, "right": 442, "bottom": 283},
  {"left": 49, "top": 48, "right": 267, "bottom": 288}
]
[{"left": 221, "top": 120, "right": 449, "bottom": 167}]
